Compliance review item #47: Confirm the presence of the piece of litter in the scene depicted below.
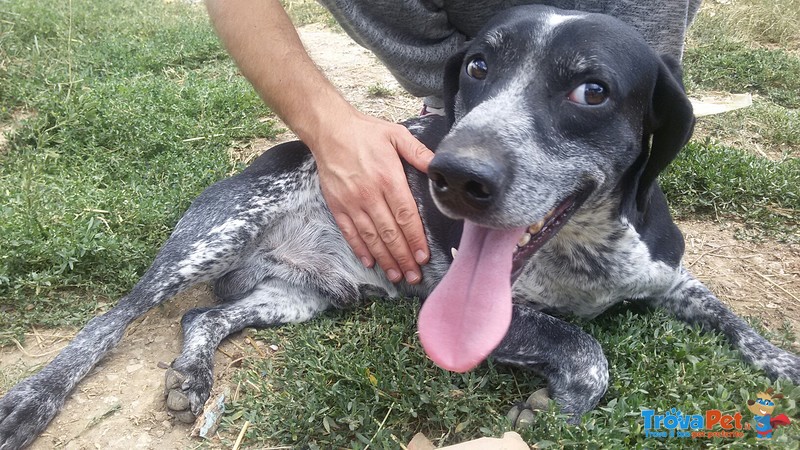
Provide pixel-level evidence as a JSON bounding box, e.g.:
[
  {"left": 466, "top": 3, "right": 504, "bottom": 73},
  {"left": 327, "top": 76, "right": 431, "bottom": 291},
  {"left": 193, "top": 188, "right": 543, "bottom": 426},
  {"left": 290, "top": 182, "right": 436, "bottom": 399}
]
[
  {"left": 689, "top": 93, "right": 752, "bottom": 117},
  {"left": 191, "top": 390, "right": 227, "bottom": 439},
  {"left": 408, "top": 431, "right": 529, "bottom": 450},
  {"left": 407, "top": 433, "right": 435, "bottom": 450}
]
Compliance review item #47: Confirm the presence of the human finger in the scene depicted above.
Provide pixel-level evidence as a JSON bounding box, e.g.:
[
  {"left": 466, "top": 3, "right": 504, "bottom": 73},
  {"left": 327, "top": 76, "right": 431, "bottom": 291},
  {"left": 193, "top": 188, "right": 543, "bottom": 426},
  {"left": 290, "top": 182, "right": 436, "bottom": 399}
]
[
  {"left": 333, "top": 211, "right": 375, "bottom": 269},
  {"left": 392, "top": 125, "right": 435, "bottom": 174},
  {"left": 352, "top": 205, "right": 417, "bottom": 284}
]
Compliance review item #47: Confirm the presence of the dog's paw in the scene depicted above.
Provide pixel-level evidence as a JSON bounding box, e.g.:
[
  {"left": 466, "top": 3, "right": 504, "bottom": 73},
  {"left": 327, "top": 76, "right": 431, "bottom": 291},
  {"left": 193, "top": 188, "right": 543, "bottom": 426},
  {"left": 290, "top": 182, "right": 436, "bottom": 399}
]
[
  {"left": 506, "top": 388, "right": 550, "bottom": 428},
  {"left": 0, "top": 375, "right": 64, "bottom": 450},
  {"left": 163, "top": 364, "right": 213, "bottom": 424}
]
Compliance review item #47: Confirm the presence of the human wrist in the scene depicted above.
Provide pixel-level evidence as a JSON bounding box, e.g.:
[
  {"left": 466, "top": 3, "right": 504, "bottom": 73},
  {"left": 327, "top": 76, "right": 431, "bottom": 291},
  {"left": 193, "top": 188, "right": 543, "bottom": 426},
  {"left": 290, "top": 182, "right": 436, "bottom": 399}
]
[{"left": 292, "top": 95, "right": 361, "bottom": 157}]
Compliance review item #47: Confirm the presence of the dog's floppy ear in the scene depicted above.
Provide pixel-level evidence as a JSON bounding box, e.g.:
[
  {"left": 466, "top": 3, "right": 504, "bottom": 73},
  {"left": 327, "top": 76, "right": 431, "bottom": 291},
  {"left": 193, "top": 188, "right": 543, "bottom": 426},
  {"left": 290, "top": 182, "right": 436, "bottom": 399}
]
[
  {"left": 442, "top": 48, "right": 467, "bottom": 127},
  {"left": 634, "top": 55, "right": 695, "bottom": 210}
]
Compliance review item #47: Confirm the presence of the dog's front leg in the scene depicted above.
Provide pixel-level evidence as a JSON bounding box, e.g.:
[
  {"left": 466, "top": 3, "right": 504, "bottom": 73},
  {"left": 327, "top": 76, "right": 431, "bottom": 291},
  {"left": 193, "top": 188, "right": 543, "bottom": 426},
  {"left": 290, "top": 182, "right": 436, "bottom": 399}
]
[
  {"left": 651, "top": 267, "right": 800, "bottom": 383},
  {"left": 165, "top": 279, "right": 332, "bottom": 422},
  {"left": 491, "top": 304, "right": 609, "bottom": 425}
]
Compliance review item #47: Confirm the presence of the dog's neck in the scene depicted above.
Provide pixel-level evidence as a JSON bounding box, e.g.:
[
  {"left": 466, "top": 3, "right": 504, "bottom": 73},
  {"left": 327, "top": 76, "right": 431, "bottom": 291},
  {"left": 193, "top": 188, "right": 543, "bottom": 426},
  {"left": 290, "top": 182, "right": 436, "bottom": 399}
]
[{"left": 548, "top": 196, "right": 626, "bottom": 251}]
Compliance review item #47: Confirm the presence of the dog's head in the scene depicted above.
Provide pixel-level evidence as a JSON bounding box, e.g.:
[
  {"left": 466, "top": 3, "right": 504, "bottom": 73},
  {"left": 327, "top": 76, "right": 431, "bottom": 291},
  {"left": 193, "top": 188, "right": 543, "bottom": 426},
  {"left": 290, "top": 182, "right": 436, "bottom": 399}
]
[
  {"left": 419, "top": 5, "right": 694, "bottom": 372},
  {"left": 432, "top": 5, "right": 694, "bottom": 226}
]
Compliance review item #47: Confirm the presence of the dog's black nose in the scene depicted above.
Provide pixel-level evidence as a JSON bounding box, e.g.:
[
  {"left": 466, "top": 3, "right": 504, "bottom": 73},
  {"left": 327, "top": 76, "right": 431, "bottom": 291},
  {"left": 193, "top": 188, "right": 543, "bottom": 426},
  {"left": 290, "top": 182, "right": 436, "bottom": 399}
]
[{"left": 429, "top": 153, "right": 504, "bottom": 211}]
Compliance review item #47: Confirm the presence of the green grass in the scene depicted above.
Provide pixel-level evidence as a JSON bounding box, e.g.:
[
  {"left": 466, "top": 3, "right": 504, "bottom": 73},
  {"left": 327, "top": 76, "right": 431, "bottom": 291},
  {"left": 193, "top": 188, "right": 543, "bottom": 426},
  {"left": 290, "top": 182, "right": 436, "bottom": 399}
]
[
  {"left": 281, "top": 0, "right": 338, "bottom": 28},
  {"left": 1, "top": 0, "right": 799, "bottom": 448},
  {"left": 662, "top": 141, "right": 800, "bottom": 241},
  {"left": 684, "top": 0, "right": 800, "bottom": 160},
  {"left": 0, "top": 0, "right": 278, "bottom": 339},
  {"left": 688, "top": 0, "right": 799, "bottom": 50},
  {"left": 367, "top": 83, "right": 396, "bottom": 98},
  {"left": 685, "top": 42, "right": 800, "bottom": 109},
  {"left": 692, "top": 100, "right": 800, "bottom": 160},
  {"left": 222, "top": 301, "right": 799, "bottom": 448},
  {"left": 676, "top": 0, "right": 800, "bottom": 241}
]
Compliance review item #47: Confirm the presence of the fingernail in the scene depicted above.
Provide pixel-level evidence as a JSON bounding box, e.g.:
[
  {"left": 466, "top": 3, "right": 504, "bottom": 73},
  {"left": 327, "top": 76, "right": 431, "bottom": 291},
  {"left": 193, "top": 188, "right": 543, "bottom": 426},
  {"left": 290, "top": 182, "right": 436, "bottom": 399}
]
[
  {"left": 414, "top": 250, "right": 428, "bottom": 264},
  {"left": 405, "top": 271, "right": 420, "bottom": 284},
  {"left": 387, "top": 269, "right": 401, "bottom": 282},
  {"left": 360, "top": 256, "right": 372, "bottom": 268}
]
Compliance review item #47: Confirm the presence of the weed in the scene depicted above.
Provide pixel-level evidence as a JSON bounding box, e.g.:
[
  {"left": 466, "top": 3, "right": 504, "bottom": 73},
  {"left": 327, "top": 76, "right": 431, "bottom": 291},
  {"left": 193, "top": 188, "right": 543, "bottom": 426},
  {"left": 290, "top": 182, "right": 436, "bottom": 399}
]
[{"left": 367, "top": 83, "right": 395, "bottom": 98}]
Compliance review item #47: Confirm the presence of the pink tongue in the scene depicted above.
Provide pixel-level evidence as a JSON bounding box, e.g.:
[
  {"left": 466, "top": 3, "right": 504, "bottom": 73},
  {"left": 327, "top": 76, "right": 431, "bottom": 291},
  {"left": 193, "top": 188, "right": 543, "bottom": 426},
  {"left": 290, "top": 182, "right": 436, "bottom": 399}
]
[{"left": 418, "top": 221, "right": 524, "bottom": 372}]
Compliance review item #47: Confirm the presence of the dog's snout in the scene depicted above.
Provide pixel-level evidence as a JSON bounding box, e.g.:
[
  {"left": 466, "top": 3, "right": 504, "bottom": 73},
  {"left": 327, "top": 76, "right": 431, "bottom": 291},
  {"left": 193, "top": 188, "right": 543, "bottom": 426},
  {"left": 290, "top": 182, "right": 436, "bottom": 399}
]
[{"left": 429, "top": 153, "right": 504, "bottom": 211}]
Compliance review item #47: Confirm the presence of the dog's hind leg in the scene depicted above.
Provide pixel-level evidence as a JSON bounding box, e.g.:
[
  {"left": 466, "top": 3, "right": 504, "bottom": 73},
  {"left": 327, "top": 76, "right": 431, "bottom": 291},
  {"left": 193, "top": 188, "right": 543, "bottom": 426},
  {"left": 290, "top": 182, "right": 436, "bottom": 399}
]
[
  {"left": 650, "top": 267, "right": 800, "bottom": 383},
  {"left": 164, "top": 279, "right": 331, "bottom": 422},
  {"left": 0, "top": 267, "right": 241, "bottom": 449},
  {"left": 0, "top": 173, "right": 296, "bottom": 449},
  {"left": 491, "top": 304, "right": 609, "bottom": 425}
]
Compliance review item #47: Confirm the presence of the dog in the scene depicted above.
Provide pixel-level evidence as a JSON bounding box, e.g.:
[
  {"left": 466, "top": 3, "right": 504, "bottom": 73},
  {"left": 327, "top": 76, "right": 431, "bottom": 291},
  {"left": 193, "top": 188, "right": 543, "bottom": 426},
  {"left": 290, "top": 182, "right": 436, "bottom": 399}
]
[{"left": 1, "top": 5, "right": 798, "bottom": 449}]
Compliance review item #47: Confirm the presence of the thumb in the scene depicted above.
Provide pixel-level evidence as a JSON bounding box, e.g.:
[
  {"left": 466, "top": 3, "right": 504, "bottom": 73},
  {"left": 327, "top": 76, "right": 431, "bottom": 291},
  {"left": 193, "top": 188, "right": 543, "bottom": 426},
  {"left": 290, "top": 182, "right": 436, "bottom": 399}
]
[{"left": 395, "top": 131, "right": 435, "bottom": 174}]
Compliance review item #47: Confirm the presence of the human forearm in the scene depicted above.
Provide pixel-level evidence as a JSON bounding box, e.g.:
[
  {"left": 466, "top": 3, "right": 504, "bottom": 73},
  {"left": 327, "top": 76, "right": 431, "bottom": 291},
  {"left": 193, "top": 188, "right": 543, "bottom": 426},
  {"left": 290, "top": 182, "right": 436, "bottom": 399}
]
[
  {"left": 205, "top": 0, "right": 434, "bottom": 284},
  {"left": 204, "top": 0, "right": 353, "bottom": 147}
]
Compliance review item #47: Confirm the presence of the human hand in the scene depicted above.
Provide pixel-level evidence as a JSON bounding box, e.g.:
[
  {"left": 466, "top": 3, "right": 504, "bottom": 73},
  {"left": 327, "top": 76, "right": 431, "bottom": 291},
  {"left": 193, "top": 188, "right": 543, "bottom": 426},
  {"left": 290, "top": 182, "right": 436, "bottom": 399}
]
[
  {"left": 311, "top": 109, "right": 434, "bottom": 284},
  {"left": 205, "top": 0, "right": 433, "bottom": 283}
]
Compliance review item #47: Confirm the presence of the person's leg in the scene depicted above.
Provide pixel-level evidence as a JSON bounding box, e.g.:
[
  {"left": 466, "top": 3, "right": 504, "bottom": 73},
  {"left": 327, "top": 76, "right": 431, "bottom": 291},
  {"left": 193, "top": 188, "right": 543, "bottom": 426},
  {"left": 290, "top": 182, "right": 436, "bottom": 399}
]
[
  {"left": 318, "top": 0, "right": 465, "bottom": 98},
  {"left": 605, "top": 0, "right": 701, "bottom": 60}
]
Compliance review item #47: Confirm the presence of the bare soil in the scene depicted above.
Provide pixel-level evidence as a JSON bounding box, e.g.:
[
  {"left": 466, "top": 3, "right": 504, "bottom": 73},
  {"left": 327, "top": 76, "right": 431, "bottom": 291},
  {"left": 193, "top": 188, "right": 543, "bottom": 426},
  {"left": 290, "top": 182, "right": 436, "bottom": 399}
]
[
  {"left": 0, "top": 110, "right": 34, "bottom": 155},
  {"left": 680, "top": 220, "right": 800, "bottom": 343},
  {"left": 1, "top": 24, "right": 798, "bottom": 449}
]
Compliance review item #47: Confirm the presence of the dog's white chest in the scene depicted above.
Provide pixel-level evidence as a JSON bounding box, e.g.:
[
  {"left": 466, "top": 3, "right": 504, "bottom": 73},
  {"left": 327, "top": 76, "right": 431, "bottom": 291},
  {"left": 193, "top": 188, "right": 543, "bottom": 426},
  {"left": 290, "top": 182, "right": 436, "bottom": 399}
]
[{"left": 512, "top": 221, "right": 679, "bottom": 318}]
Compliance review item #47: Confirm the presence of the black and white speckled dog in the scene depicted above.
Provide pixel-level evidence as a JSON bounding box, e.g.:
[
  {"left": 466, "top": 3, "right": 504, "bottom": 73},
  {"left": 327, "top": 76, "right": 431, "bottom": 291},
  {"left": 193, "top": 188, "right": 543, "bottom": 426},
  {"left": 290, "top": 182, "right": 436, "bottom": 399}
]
[{"left": 1, "top": 5, "right": 798, "bottom": 449}]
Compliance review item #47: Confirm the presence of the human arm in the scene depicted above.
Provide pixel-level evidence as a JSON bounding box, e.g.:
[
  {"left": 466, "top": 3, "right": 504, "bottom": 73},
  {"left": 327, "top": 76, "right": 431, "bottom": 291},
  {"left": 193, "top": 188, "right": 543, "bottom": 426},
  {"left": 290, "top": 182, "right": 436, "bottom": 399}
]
[{"left": 204, "top": 0, "right": 434, "bottom": 283}]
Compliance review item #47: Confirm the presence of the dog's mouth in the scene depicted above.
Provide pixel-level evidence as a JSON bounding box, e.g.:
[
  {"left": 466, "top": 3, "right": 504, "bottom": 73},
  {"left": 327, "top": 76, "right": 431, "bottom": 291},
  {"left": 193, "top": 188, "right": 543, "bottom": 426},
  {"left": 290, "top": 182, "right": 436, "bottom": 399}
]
[
  {"left": 418, "top": 187, "right": 590, "bottom": 373},
  {"left": 510, "top": 192, "right": 584, "bottom": 282}
]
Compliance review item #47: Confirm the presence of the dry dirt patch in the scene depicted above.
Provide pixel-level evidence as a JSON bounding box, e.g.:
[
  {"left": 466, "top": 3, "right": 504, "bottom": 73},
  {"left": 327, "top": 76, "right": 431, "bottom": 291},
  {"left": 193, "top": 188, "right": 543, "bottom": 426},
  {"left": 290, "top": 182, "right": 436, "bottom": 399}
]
[
  {"left": 1, "top": 23, "right": 799, "bottom": 450},
  {"left": 0, "top": 286, "right": 227, "bottom": 449},
  {"left": 0, "top": 110, "right": 35, "bottom": 154},
  {"left": 680, "top": 220, "right": 800, "bottom": 342}
]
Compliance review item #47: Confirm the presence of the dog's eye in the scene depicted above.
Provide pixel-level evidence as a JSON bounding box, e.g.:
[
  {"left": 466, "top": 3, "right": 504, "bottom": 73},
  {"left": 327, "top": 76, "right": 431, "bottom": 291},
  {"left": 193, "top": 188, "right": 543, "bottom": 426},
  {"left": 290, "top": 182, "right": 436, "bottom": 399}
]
[
  {"left": 466, "top": 58, "right": 488, "bottom": 80},
  {"left": 568, "top": 82, "right": 608, "bottom": 105}
]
